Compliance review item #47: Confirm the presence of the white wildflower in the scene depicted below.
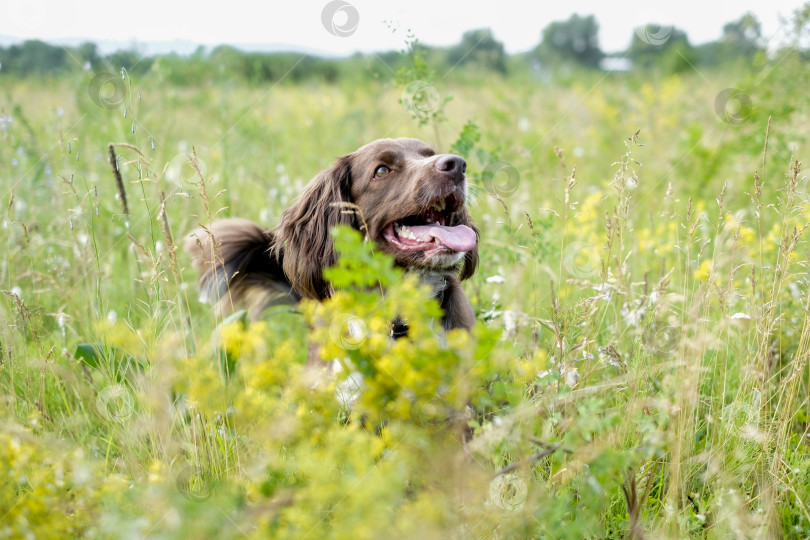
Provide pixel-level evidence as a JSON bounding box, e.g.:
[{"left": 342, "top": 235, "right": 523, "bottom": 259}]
[
  {"left": 592, "top": 282, "right": 614, "bottom": 301},
  {"left": 621, "top": 302, "right": 646, "bottom": 327},
  {"left": 503, "top": 310, "right": 529, "bottom": 339},
  {"left": 564, "top": 367, "right": 580, "bottom": 387},
  {"left": 335, "top": 361, "right": 364, "bottom": 409},
  {"left": 517, "top": 117, "right": 530, "bottom": 132}
]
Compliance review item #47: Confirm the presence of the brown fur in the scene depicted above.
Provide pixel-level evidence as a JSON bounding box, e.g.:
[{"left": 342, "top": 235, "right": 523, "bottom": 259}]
[{"left": 186, "top": 138, "right": 478, "bottom": 331}]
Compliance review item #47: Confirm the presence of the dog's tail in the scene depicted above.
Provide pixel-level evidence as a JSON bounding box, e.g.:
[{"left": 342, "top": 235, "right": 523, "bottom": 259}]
[{"left": 185, "top": 218, "right": 299, "bottom": 317}]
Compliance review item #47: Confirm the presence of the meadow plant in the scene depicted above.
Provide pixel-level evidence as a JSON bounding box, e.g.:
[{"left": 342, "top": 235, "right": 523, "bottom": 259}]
[{"left": 2, "top": 40, "right": 810, "bottom": 538}]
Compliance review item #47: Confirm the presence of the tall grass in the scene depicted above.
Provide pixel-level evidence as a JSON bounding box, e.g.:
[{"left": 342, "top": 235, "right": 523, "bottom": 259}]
[{"left": 1, "top": 49, "right": 810, "bottom": 538}]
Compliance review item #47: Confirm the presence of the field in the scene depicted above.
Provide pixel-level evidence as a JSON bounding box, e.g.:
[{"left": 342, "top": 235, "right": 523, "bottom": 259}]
[{"left": 2, "top": 44, "right": 810, "bottom": 538}]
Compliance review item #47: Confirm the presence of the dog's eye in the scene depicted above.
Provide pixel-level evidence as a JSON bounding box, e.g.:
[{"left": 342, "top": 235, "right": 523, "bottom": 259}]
[{"left": 374, "top": 165, "right": 390, "bottom": 178}]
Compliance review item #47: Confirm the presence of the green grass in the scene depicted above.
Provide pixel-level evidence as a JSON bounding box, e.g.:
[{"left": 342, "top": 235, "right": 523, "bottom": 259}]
[{"left": 2, "top": 51, "right": 810, "bottom": 538}]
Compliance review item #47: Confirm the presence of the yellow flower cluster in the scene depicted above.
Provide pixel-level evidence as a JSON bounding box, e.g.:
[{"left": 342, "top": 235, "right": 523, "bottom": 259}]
[
  {"left": 300, "top": 267, "right": 504, "bottom": 427},
  {"left": 693, "top": 259, "right": 714, "bottom": 283},
  {"left": 220, "top": 320, "right": 268, "bottom": 360},
  {"left": 92, "top": 318, "right": 148, "bottom": 356},
  {"left": 0, "top": 425, "right": 118, "bottom": 538}
]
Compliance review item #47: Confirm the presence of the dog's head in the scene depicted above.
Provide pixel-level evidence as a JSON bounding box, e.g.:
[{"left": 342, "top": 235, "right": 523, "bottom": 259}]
[{"left": 276, "top": 137, "right": 478, "bottom": 299}]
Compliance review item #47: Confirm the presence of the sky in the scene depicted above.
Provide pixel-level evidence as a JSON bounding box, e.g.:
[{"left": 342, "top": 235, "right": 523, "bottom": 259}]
[{"left": 2, "top": 0, "right": 806, "bottom": 56}]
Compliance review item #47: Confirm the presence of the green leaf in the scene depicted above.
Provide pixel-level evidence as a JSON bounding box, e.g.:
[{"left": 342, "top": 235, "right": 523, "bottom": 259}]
[
  {"left": 450, "top": 120, "right": 481, "bottom": 156},
  {"left": 74, "top": 344, "right": 146, "bottom": 382},
  {"left": 219, "top": 309, "right": 248, "bottom": 327},
  {"left": 325, "top": 226, "right": 402, "bottom": 289}
]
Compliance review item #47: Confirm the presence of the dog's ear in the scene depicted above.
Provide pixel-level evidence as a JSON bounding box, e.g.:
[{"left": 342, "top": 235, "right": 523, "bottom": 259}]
[
  {"left": 275, "top": 155, "right": 357, "bottom": 299},
  {"left": 458, "top": 210, "right": 479, "bottom": 282}
]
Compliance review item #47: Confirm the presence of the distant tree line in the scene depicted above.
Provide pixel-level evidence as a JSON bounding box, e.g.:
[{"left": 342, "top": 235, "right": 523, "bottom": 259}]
[{"left": 0, "top": 12, "right": 794, "bottom": 83}]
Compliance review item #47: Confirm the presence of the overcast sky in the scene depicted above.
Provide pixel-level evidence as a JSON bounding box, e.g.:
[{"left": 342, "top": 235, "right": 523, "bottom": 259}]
[{"left": 3, "top": 0, "right": 806, "bottom": 56}]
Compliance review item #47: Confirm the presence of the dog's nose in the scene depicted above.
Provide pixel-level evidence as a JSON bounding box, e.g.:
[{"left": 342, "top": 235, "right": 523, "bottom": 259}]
[{"left": 434, "top": 154, "right": 466, "bottom": 182}]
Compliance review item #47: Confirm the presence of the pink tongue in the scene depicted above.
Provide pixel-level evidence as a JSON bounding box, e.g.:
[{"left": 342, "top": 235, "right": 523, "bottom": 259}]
[{"left": 409, "top": 223, "right": 477, "bottom": 252}]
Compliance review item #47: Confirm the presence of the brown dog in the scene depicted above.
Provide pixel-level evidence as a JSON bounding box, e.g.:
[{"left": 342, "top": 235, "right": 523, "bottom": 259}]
[{"left": 186, "top": 138, "right": 479, "bottom": 333}]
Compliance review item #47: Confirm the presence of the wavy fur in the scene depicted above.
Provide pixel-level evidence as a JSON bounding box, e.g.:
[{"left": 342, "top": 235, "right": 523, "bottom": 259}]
[{"left": 186, "top": 138, "right": 479, "bottom": 330}]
